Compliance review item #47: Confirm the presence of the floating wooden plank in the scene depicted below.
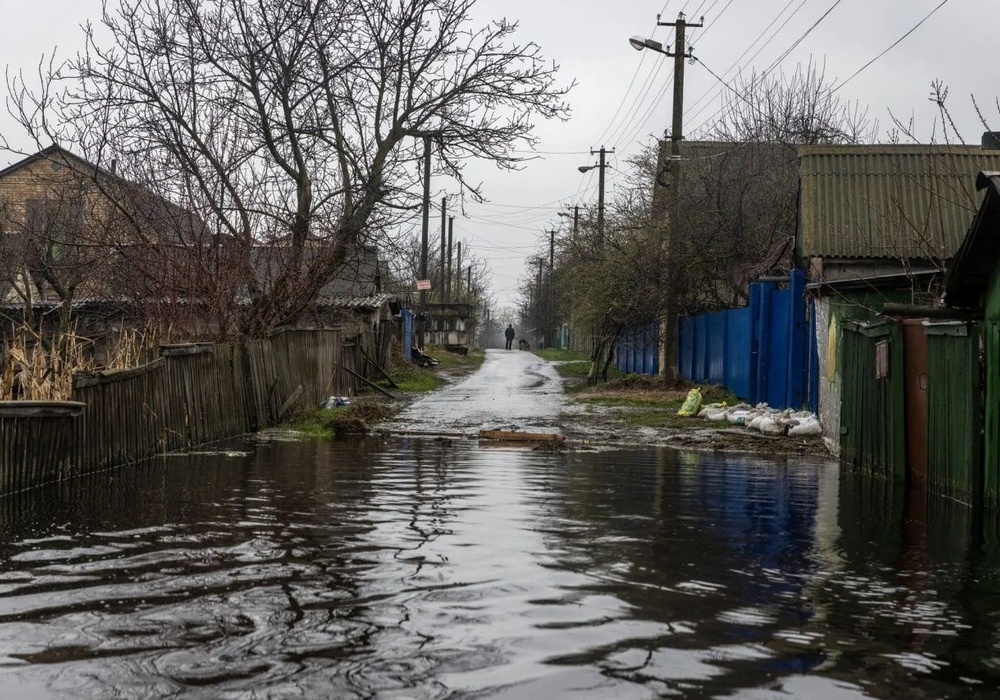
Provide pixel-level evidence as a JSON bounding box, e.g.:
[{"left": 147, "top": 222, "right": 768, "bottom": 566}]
[{"left": 478, "top": 429, "right": 564, "bottom": 443}]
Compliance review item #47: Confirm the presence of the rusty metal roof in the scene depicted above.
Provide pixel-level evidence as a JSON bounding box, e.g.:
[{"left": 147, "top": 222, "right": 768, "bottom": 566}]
[{"left": 798, "top": 144, "right": 1000, "bottom": 260}]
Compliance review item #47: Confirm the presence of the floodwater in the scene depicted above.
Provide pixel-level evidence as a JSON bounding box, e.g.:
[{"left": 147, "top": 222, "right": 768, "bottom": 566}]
[{"left": 0, "top": 439, "right": 997, "bottom": 698}]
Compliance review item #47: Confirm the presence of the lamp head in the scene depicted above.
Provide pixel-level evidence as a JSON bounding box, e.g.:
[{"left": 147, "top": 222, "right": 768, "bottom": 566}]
[
  {"left": 578, "top": 165, "right": 594, "bottom": 173},
  {"left": 629, "top": 36, "right": 667, "bottom": 54}
]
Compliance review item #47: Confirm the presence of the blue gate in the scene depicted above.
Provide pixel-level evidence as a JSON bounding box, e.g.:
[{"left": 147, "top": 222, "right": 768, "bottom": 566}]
[
  {"left": 402, "top": 309, "right": 414, "bottom": 362},
  {"left": 677, "top": 269, "right": 817, "bottom": 410}
]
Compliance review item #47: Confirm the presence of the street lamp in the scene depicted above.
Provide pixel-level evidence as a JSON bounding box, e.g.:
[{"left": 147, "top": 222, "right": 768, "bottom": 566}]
[
  {"left": 629, "top": 36, "right": 668, "bottom": 54},
  {"left": 627, "top": 12, "right": 701, "bottom": 382},
  {"left": 557, "top": 207, "right": 579, "bottom": 238},
  {"left": 577, "top": 150, "right": 610, "bottom": 242}
]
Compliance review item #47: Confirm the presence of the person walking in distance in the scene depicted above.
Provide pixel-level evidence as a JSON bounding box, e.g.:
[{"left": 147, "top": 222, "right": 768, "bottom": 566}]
[{"left": 504, "top": 324, "right": 516, "bottom": 350}]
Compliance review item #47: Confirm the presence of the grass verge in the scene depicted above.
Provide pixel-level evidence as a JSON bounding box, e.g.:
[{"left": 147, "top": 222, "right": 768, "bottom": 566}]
[
  {"left": 377, "top": 345, "right": 486, "bottom": 393},
  {"left": 575, "top": 382, "right": 738, "bottom": 428},
  {"left": 532, "top": 348, "right": 588, "bottom": 362},
  {"left": 288, "top": 397, "right": 399, "bottom": 439}
]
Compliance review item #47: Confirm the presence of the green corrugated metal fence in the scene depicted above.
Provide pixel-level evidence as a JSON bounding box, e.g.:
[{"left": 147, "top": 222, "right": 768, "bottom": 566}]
[
  {"left": 841, "top": 321, "right": 906, "bottom": 480},
  {"left": 926, "top": 322, "right": 983, "bottom": 505}
]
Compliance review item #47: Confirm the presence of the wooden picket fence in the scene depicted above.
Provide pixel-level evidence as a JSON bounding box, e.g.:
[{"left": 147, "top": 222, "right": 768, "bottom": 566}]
[{"left": 0, "top": 328, "right": 364, "bottom": 494}]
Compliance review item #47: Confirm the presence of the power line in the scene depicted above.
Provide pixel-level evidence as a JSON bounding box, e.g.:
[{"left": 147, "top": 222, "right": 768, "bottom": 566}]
[
  {"left": 593, "top": 0, "right": 680, "bottom": 148},
  {"left": 762, "top": 0, "right": 845, "bottom": 73},
  {"left": 831, "top": 0, "right": 953, "bottom": 94},
  {"left": 683, "top": 0, "right": 806, "bottom": 123},
  {"left": 687, "top": 0, "right": 846, "bottom": 135}
]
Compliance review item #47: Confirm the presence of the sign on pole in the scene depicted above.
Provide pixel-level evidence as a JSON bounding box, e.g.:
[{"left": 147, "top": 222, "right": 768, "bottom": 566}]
[{"left": 416, "top": 279, "right": 432, "bottom": 291}]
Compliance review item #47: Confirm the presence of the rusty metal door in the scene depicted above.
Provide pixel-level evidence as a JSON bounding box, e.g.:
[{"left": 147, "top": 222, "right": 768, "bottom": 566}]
[{"left": 902, "top": 319, "right": 928, "bottom": 487}]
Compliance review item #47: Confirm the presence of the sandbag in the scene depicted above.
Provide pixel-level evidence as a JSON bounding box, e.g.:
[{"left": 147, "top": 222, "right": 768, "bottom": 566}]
[{"left": 677, "top": 388, "right": 703, "bottom": 417}]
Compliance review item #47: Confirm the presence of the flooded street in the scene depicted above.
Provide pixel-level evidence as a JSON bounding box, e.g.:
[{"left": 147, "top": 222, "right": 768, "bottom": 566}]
[
  {"left": 0, "top": 352, "right": 994, "bottom": 698},
  {"left": 0, "top": 436, "right": 996, "bottom": 698},
  {"left": 380, "top": 349, "right": 565, "bottom": 437}
]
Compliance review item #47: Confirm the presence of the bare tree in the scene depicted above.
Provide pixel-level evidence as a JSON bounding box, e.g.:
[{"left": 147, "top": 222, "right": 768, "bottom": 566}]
[{"left": 7, "top": 0, "right": 571, "bottom": 337}]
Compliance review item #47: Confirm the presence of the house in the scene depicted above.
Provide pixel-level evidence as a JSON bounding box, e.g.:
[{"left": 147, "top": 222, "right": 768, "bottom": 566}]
[
  {"left": 0, "top": 144, "right": 215, "bottom": 311},
  {"left": 797, "top": 143, "right": 1000, "bottom": 456},
  {"left": 421, "top": 302, "right": 476, "bottom": 349},
  {"left": 940, "top": 171, "right": 1000, "bottom": 505}
]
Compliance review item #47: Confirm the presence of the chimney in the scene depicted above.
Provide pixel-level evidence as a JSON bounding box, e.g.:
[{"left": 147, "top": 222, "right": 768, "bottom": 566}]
[{"left": 982, "top": 132, "right": 1000, "bottom": 150}]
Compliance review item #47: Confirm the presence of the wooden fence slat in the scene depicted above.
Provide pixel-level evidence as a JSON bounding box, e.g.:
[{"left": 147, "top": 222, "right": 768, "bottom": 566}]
[{"left": 1, "top": 325, "right": 379, "bottom": 495}]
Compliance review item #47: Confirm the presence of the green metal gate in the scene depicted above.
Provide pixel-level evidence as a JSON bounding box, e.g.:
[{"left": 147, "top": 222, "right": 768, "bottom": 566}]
[
  {"left": 926, "top": 321, "right": 983, "bottom": 505},
  {"left": 840, "top": 321, "right": 906, "bottom": 480}
]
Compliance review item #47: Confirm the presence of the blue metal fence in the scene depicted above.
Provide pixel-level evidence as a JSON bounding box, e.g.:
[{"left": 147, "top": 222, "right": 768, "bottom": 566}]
[
  {"left": 677, "top": 269, "right": 818, "bottom": 410},
  {"left": 616, "top": 322, "right": 659, "bottom": 375}
]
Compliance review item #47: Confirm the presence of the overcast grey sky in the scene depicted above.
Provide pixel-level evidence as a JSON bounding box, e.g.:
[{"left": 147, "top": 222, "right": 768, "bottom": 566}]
[{"left": 2, "top": 0, "right": 997, "bottom": 309}]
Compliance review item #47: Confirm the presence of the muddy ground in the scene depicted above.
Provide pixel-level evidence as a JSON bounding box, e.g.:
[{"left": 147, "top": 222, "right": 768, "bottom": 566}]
[
  {"left": 374, "top": 349, "right": 830, "bottom": 458},
  {"left": 560, "top": 386, "right": 829, "bottom": 457}
]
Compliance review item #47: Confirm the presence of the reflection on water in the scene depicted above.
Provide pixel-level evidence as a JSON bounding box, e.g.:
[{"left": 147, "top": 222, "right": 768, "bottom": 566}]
[{"left": 0, "top": 438, "right": 995, "bottom": 697}]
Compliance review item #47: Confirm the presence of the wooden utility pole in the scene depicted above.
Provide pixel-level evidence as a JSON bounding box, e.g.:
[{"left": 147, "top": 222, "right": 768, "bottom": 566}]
[
  {"left": 440, "top": 197, "right": 447, "bottom": 302},
  {"left": 657, "top": 11, "right": 701, "bottom": 381},
  {"left": 419, "top": 136, "right": 431, "bottom": 349},
  {"left": 548, "top": 229, "right": 556, "bottom": 349},
  {"left": 456, "top": 241, "right": 462, "bottom": 298},
  {"left": 590, "top": 147, "right": 613, "bottom": 244},
  {"left": 447, "top": 216, "right": 454, "bottom": 301},
  {"left": 535, "top": 257, "right": 544, "bottom": 346}
]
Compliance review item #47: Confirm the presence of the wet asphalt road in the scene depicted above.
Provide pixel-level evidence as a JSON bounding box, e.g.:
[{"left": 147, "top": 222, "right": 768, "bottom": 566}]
[{"left": 380, "top": 349, "right": 565, "bottom": 437}]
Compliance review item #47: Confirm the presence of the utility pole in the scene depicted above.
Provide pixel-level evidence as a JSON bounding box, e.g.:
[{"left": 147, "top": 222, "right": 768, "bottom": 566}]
[
  {"left": 456, "top": 241, "right": 462, "bottom": 298},
  {"left": 578, "top": 152, "right": 612, "bottom": 245},
  {"left": 594, "top": 147, "right": 607, "bottom": 241},
  {"left": 447, "top": 216, "right": 454, "bottom": 302},
  {"left": 419, "top": 136, "right": 431, "bottom": 350},
  {"left": 535, "top": 257, "right": 545, "bottom": 347},
  {"left": 548, "top": 229, "right": 556, "bottom": 350},
  {"left": 656, "top": 11, "right": 701, "bottom": 382},
  {"left": 440, "top": 197, "right": 447, "bottom": 302}
]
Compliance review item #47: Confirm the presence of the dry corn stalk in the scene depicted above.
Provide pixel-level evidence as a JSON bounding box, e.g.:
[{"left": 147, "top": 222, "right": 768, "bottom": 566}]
[{"left": 0, "top": 325, "right": 95, "bottom": 401}]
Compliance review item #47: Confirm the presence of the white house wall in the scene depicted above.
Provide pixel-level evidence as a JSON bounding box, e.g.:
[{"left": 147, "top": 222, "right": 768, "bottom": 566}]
[{"left": 815, "top": 297, "right": 842, "bottom": 457}]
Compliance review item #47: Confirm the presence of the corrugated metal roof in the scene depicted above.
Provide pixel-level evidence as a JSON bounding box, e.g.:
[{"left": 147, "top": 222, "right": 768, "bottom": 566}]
[
  {"left": 943, "top": 172, "right": 1000, "bottom": 308},
  {"left": 798, "top": 145, "right": 1000, "bottom": 259},
  {"left": 324, "top": 293, "right": 397, "bottom": 310}
]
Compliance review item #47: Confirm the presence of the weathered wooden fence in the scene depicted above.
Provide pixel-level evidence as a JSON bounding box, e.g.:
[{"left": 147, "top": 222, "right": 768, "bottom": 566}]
[{"left": 0, "top": 328, "right": 365, "bottom": 495}]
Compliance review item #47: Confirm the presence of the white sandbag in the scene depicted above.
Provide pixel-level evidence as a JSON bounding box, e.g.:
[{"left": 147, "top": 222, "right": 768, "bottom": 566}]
[
  {"left": 701, "top": 407, "right": 729, "bottom": 421},
  {"left": 788, "top": 418, "right": 823, "bottom": 437},
  {"left": 728, "top": 410, "right": 752, "bottom": 425},
  {"left": 758, "top": 417, "right": 784, "bottom": 435}
]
